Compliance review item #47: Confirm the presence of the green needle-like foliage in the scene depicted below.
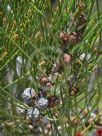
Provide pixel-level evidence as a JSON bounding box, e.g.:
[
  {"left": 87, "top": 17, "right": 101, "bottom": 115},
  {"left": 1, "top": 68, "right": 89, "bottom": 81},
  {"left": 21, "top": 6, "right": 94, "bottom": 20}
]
[{"left": 0, "top": 0, "right": 102, "bottom": 136}]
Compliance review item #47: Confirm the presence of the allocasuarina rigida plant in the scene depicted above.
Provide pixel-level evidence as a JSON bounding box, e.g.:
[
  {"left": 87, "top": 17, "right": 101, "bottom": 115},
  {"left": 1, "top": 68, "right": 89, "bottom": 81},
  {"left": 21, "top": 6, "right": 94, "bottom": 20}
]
[{"left": 0, "top": 0, "right": 102, "bottom": 136}]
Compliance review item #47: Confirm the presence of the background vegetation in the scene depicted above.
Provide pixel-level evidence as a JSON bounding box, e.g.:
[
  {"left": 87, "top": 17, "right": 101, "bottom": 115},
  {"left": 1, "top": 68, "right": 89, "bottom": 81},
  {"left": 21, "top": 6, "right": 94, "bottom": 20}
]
[{"left": 0, "top": 0, "right": 102, "bottom": 136}]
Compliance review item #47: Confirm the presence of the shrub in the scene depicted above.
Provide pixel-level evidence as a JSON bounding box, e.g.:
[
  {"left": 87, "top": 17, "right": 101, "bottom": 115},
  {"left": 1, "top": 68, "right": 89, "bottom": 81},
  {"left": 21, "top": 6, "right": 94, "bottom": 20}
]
[{"left": 0, "top": 0, "right": 102, "bottom": 135}]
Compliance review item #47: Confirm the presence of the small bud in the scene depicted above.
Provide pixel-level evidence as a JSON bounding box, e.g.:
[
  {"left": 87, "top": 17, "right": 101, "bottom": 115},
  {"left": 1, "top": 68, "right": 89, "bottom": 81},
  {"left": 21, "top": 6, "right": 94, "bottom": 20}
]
[
  {"left": 79, "top": 53, "right": 85, "bottom": 60},
  {"left": 69, "top": 32, "right": 82, "bottom": 45},
  {"left": 82, "top": 108, "right": 89, "bottom": 116},
  {"left": 7, "top": 4, "right": 11, "bottom": 12},
  {"left": 46, "top": 82, "right": 53, "bottom": 88},
  {"left": 70, "top": 116, "right": 78, "bottom": 125},
  {"left": 28, "top": 125, "right": 34, "bottom": 131},
  {"left": 59, "top": 31, "right": 69, "bottom": 42},
  {"left": 41, "top": 81, "right": 53, "bottom": 91},
  {"left": 90, "top": 112, "right": 96, "bottom": 119},
  {"left": 3, "top": 17, "right": 7, "bottom": 24},
  {"left": 77, "top": 13, "right": 87, "bottom": 26},
  {"left": 12, "top": 33, "right": 19, "bottom": 41},
  {"left": 88, "top": 117, "right": 94, "bottom": 124},
  {"left": 86, "top": 54, "right": 91, "bottom": 60},
  {"left": 69, "top": 86, "right": 79, "bottom": 96},
  {"left": 63, "top": 53, "right": 71, "bottom": 64}
]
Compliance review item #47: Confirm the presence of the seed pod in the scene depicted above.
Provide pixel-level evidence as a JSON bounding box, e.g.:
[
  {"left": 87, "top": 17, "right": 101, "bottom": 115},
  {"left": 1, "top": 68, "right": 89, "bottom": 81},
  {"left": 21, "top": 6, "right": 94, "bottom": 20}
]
[
  {"left": 27, "top": 108, "right": 40, "bottom": 121},
  {"left": 22, "top": 88, "right": 36, "bottom": 106},
  {"left": 39, "top": 76, "right": 49, "bottom": 86},
  {"left": 37, "top": 97, "right": 48, "bottom": 110},
  {"left": 48, "top": 95, "right": 59, "bottom": 108},
  {"left": 22, "top": 88, "right": 37, "bottom": 100}
]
